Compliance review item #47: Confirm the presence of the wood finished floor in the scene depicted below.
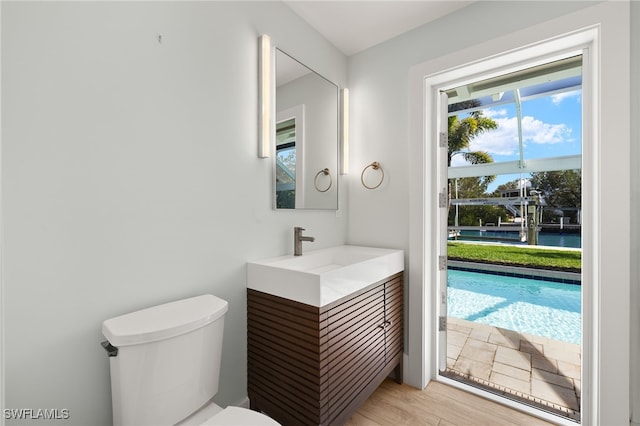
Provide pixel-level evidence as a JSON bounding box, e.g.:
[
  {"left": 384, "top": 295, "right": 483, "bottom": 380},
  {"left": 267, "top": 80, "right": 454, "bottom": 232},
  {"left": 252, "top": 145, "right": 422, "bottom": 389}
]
[{"left": 345, "top": 379, "right": 554, "bottom": 426}]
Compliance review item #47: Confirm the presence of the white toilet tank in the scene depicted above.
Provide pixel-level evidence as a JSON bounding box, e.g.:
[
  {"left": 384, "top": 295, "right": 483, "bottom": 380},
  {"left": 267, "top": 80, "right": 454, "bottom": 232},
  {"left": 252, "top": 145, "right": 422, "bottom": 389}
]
[{"left": 102, "top": 294, "right": 229, "bottom": 426}]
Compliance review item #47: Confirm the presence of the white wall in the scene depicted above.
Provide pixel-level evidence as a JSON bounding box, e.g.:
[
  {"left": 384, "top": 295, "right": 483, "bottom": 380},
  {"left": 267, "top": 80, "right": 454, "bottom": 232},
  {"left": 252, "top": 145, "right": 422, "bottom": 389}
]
[
  {"left": 347, "top": 1, "right": 636, "bottom": 424},
  {"left": 0, "top": 2, "right": 347, "bottom": 425}
]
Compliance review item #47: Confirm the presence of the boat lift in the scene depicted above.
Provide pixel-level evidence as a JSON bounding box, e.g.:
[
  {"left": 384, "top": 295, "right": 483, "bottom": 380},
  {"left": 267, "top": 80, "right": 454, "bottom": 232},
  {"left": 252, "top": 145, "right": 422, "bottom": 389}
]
[{"left": 449, "top": 195, "right": 542, "bottom": 245}]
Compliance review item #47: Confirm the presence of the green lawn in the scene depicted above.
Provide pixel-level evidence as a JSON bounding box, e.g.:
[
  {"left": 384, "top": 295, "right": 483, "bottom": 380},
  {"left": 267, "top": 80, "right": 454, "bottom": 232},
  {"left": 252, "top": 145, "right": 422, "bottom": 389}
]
[{"left": 447, "top": 242, "right": 581, "bottom": 272}]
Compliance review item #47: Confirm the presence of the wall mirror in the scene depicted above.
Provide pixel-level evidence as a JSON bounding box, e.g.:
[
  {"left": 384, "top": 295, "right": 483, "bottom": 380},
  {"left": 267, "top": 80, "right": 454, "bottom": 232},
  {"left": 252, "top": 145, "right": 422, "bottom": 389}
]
[{"left": 274, "top": 48, "right": 339, "bottom": 210}]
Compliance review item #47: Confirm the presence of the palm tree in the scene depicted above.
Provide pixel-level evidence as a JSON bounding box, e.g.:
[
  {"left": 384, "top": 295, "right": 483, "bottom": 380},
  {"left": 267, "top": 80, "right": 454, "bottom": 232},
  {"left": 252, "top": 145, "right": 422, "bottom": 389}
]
[
  {"left": 447, "top": 111, "right": 497, "bottom": 167},
  {"left": 447, "top": 105, "right": 498, "bottom": 225}
]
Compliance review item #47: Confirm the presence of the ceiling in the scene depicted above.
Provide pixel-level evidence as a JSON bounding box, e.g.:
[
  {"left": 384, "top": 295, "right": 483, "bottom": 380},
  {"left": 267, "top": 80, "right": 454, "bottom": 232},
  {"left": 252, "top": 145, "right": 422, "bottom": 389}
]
[{"left": 283, "top": 1, "right": 475, "bottom": 56}]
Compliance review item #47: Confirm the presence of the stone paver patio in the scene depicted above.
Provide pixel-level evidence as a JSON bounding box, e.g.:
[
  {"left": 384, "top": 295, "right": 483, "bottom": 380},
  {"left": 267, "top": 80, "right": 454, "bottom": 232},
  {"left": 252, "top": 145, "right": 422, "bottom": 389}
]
[{"left": 443, "top": 316, "right": 581, "bottom": 421}]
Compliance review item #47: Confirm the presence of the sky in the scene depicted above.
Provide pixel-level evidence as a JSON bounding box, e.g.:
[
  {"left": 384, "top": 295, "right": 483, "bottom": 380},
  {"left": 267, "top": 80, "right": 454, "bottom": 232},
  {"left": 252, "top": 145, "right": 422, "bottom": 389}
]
[{"left": 450, "top": 89, "right": 582, "bottom": 193}]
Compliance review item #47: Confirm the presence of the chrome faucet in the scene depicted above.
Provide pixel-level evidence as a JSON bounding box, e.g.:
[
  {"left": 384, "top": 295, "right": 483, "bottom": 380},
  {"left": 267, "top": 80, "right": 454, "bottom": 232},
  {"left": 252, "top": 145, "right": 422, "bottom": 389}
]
[{"left": 294, "top": 227, "right": 315, "bottom": 256}]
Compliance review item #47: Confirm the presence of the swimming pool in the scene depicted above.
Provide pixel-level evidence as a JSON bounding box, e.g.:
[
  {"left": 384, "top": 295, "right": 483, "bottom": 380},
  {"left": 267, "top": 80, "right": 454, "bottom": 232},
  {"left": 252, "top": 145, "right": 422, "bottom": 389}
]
[
  {"left": 447, "top": 268, "right": 581, "bottom": 344},
  {"left": 454, "top": 230, "right": 581, "bottom": 248}
]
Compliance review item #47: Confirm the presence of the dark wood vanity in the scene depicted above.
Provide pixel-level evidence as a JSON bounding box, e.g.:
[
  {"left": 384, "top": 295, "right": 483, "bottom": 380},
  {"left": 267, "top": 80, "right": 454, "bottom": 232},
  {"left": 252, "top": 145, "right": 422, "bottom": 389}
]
[{"left": 247, "top": 272, "right": 403, "bottom": 425}]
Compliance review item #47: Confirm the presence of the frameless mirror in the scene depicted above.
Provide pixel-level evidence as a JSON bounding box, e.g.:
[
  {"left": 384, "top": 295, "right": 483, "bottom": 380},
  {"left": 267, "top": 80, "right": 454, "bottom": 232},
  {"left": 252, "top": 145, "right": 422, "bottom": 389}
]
[{"left": 274, "top": 48, "right": 339, "bottom": 210}]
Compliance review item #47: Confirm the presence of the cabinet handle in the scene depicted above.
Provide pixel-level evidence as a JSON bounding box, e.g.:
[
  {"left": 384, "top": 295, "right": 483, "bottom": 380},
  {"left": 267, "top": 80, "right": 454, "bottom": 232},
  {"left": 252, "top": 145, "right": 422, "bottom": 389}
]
[{"left": 378, "top": 320, "right": 393, "bottom": 329}]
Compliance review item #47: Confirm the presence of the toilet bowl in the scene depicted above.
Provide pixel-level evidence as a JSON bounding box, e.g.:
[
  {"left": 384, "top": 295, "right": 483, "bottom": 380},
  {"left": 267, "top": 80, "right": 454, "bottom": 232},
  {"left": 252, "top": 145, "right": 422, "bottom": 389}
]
[
  {"left": 178, "top": 402, "right": 279, "bottom": 426},
  {"left": 101, "top": 294, "right": 279, "bottom": 426},
  {"left": 203, "top": 407, "right": 279, "bottom": 425}
]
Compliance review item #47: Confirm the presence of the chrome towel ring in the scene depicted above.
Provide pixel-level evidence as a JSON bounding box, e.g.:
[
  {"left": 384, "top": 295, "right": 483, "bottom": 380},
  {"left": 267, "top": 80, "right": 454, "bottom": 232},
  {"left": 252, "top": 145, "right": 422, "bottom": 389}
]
[
  {"left": 361, "top": 162, "right": 384, "bottom": 189},
  {"left": 314, "top": 168, "right": 332, "bottom": 192}
]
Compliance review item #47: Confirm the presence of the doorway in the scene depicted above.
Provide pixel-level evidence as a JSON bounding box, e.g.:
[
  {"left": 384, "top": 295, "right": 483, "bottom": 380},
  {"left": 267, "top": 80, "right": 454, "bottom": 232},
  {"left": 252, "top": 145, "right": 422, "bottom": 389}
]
[
  {"left": 407, "top": 8, "right": 631, "bottom": 425},
  {"left": 404, "top": 27, "right": 605, "bottom": 424},
  {"left": 437, "top": 56, "right": 583, "bottom": 422}
]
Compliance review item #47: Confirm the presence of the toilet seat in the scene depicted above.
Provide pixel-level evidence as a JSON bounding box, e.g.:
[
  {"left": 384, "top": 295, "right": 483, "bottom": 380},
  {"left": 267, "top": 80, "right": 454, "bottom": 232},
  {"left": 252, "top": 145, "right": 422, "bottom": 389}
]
[{"left": 202, "top": 406, "right": 280, "bottom": 425}]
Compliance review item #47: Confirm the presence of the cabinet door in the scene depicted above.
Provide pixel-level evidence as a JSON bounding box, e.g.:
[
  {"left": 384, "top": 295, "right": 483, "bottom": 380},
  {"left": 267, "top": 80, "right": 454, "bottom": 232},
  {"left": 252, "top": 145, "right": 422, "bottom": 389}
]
[
  {"left": 385, "top": 276, "right": 404, "bottom": 363},
  {"left": 326, "top": 283, "right": 386, "bottom": 422},
  {"left": 247, "top": 290, "right": 327, "bottom": 425}
]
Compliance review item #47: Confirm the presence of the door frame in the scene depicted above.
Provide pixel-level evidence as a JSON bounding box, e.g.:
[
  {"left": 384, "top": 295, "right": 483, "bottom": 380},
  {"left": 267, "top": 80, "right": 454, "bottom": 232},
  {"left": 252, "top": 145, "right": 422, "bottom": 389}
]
[
  {"left": 434, "top": 48, "right": 588, "bottom": 425},
  {"left": 407, "top": 4, "right": 630, "bottom": 425}
]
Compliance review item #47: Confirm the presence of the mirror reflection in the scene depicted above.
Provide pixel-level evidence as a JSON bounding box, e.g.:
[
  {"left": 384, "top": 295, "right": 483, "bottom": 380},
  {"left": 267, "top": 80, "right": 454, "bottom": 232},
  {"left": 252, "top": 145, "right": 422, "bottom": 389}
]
[
  {"left": 275, "top": 49, "right": 339, "bottom": 210},
  {"left": 275, "top": 117, "right": 298, "bottom": 208}
]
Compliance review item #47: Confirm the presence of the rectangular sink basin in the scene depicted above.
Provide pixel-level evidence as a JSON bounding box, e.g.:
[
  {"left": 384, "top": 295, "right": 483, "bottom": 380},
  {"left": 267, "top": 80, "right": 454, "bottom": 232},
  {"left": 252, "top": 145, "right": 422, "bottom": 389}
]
[{"left": 247, "top": 245, "right": 404, "bottom": 307}]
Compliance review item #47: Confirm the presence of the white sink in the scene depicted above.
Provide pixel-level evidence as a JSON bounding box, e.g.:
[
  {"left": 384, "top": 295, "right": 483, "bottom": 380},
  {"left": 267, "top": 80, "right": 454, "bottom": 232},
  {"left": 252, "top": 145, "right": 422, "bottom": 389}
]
[{"left": 247, "top": 245, "right": 404, "bottom": 307}]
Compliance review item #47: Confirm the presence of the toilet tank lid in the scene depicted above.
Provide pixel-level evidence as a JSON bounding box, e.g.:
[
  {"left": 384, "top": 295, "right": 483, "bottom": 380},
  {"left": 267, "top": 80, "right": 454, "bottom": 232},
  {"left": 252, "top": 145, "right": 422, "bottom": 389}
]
[{"left": 102, "top": 294, "right": 228, "bottom": 347}]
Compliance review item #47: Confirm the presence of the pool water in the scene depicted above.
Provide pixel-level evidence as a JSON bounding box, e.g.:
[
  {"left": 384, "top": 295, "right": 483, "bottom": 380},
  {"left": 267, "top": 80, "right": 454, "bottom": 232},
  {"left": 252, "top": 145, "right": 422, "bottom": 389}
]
[
  {"left": 447, "top": 269, "right": 581, "bottom": 344},
  {"left": 455, "top": 231, "right": 581, "bottom": 248}
]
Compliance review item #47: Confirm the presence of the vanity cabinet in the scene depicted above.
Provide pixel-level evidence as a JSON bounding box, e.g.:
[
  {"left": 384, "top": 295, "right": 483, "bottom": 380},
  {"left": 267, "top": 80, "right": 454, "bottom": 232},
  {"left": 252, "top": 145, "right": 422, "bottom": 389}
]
[{"left": 247, "top": 272, "right": 403, "bottom": 425}]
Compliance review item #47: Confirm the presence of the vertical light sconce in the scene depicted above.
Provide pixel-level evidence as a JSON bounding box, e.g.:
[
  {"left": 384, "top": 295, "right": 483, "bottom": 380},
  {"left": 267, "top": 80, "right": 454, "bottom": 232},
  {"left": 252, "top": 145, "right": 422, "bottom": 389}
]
[
  {"left": 340, "top": 88, "right": 349, "bottom": 174},
  {"left": 258, "top": 34, "right": 273, "bottom": 158}
]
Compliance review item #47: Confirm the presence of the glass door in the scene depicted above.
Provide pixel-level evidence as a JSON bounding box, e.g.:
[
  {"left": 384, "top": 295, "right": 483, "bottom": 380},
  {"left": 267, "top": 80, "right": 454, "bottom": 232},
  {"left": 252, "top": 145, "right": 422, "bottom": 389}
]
[{"left": 436, "top": 55, "right": 583, "bottom": 423}]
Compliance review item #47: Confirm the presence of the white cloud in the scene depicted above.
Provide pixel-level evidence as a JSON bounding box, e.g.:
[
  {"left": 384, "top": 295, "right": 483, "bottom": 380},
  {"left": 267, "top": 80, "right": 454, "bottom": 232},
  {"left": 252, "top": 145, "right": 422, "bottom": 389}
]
[
  {"left": 483, "top": 108, "right": 508, "bottom": 118},
  {"left": 468, "top": 115, "right": 572, "bottom": 156},
  {"left": 521, "top": 116, "right": 572, "bottom": 144},
  {"left": 551, "top": 90, "right": 581, "bottom": 105}
]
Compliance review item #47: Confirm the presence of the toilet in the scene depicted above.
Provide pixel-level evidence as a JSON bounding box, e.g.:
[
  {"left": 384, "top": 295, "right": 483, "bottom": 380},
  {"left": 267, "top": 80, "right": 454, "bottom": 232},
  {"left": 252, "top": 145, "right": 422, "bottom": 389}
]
[{"left": 101, "top": 294, "right": 279, "bottom": 426}]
